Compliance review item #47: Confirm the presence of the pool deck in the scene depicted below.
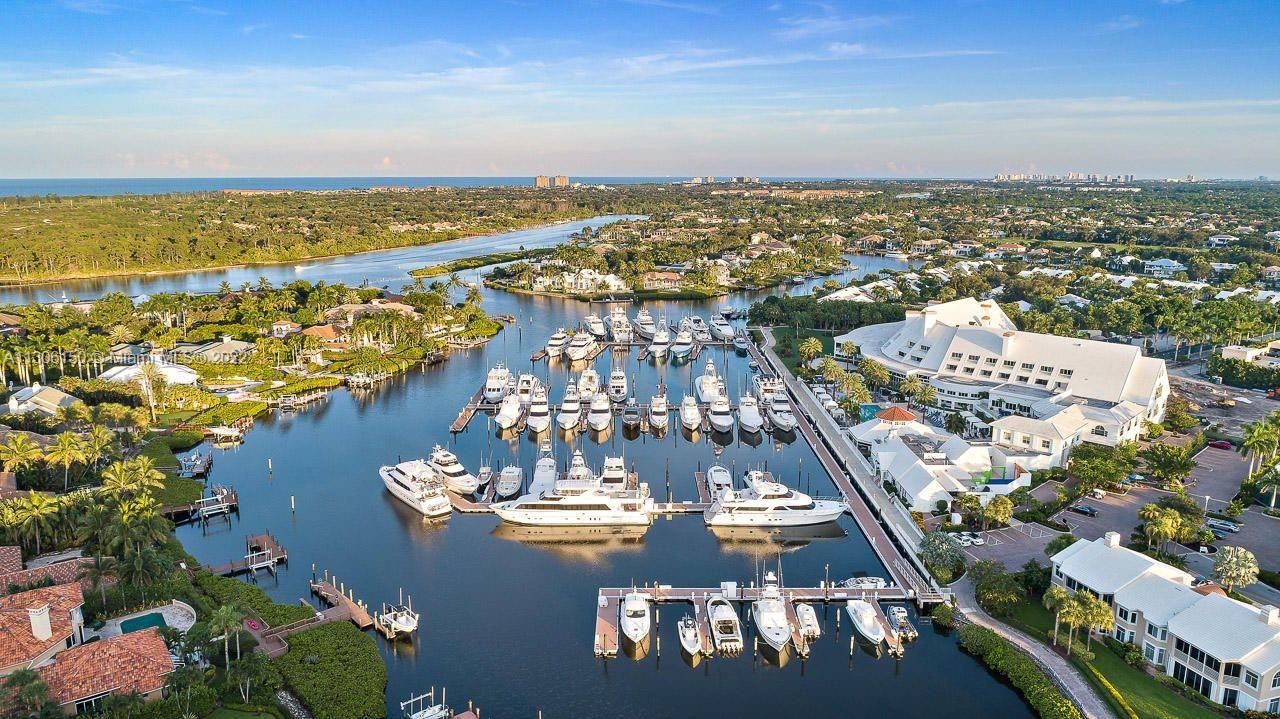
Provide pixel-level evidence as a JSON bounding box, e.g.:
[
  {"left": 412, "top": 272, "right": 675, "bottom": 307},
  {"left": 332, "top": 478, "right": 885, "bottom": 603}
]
[{"left": 94, "top": 601, "right": 198, "bottom": 640}]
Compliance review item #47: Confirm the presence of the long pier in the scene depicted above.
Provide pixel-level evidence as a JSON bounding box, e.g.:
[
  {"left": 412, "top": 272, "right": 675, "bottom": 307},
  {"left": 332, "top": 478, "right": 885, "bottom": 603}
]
[{"left": 308, "top": 570, "right": 375, "bottom": 630}]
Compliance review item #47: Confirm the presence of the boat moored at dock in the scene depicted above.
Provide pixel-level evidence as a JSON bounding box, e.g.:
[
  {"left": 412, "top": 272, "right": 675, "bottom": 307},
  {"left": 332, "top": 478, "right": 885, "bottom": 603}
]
[
  {"left": 710, "top": 315, "right": 734, "bottom": 340},
  {"left": 669, "top": 330, "right": 694, "bottom": 359},
  {"left": 525, "top": 387, "right": 551, "bottom": 434},
  {"left": 847, "top": 599, "right": 886, "bottom": 645},
  {"left": 707, "top": 394, "right": 734, "bottom": 433},
  {"left": 557, "top": 381, "right": 582, "bottom": 429},
  {"left": 379, "top": 460, "right": 453, "bottom": 518},
  {"left": 428, "top": 445, "right": 479, "bottom": 495},
  {"left": 704, "top": 470, "right": 846, "bottom": 527},
  {"left": 494, "top": 394, "right": 522, "bottom": 430},
  {"left": 679, "top": 395, "right": 701, "bottom": 431},
  {"left": 607, "top": 368, "right": 628, "bottom": 402},
  {"left": 752, "top": 572, "right": 792, "bottom": 661},
  {"left": 633, "top": 308, "right": 656, "bottom": 339},
  {"left": 737, "top": 394, "right": 763, "bottom": 433},
  {"left": 584, "top": 313, "right": 608, "bottom": 339},
  {"left": 483, "top": 363, "right": 512, "bottom": 403},
  {"left": 707, "top": 594, "right": 743, "bottom": 655},
  {"left": 587, "top": 394, "right": 612, "bottom": 432},
  {"left": 620, "top": 591, "right": 652, "bottom": 658},
  {"left": 649, "top": 389, "right": 669, "bottom": 430},
  {"left": 495, "top": 466, "right": 523, "bottom": 499},
  {"left": 545, "top": 329, "right": 569, "bottom": 358}
]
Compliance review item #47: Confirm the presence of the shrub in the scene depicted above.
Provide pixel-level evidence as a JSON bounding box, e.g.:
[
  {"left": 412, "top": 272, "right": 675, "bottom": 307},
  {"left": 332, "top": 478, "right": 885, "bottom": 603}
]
[
  {"left": 1082, "top": 662, "right": 1140, "bottom": 719},
  {"left": 958, "top": 625, "right": 1082, "bottom": 719},
  {"left": 194, "top": 573, "right": 314, "bottom": 627},
  {"left": 931, "top": 603, "right": 954, "bottom": 627},
  {"left": 187, "top": 400, "right": 268, "bottom": 427},
  {"left": 273, "top": 622, "right": 387, "bottom": 719}
]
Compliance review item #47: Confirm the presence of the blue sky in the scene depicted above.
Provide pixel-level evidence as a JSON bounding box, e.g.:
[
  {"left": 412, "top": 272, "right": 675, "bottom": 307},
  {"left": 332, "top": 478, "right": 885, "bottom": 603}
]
[{"left": 2, "top": 0, "right": 1278, "bottom": 178}]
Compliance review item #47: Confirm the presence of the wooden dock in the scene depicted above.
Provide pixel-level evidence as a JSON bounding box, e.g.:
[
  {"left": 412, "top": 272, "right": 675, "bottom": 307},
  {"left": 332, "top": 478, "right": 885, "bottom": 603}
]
[
  {"left": 162, "top": 486, "right": 238, "bottom": 524},
  {"left": 309, "top": 570, "right": 374, "bottom": 630},
  {"left": 207, "top": 531, "right": 287, "bottom": 577},
  {"left": 450, "top": 385, "right": 486, "bottom": 433}
]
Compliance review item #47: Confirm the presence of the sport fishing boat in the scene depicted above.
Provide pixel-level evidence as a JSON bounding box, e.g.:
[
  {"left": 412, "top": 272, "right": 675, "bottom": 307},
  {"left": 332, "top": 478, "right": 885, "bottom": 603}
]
[
  {"left": 565, "top": 333, "right": 596, "bottom": 362},
  {"left": 706, "top": 594, "right": 743, "bottom": 654},
  {"left": 578, "top": 367, "right": 601, "bottom": 399},
  {"left": 847, "top": 599, "right": 886, "bottom": 645},
  {"left": 706, "top": 464, "right": 733, "bottom": 497},
  {"left": 704, "top": 470, "right": 847, "bottom": 527},
  {"left": 695, "top": 359, "right": 726, "bottom": 403},
  {"left": 599, "top": 455, "right": 628, "bottom": 489},
  {"left": 494, "top": 394, "right": 523, "bottom": 430},
  {"left": 525, "top": 387, "right": 551, "bottom": 434},
  {"left": 710, "top": 315, "right": 734, "bottom": 340},
  {"left": 679, "top": 395, "right": 702, "bottom": 431},
  {"left": 490, "top": 478, "right": 654, "bottom": 527},
  {"left": 752, "top": 572, "right": 792, "bottom": 660},
  {"left": 707, "top": 394, "right": 734, "bottom": 433},
  {"left": 483, "top": 363, "right": 512, "bottom": 403},
  {"left": 583, "top": 313, "right": 608, "bottom": 339},
  {"left": 566, "top": 450, "right": 595, "bottom": 484},
  {"left": 529, "top": 441, "right": 557, "bottom": 496},
  {"left": 514, "top": 374, "right": 540, "bottom": 406},
  {"left": 648, "top": 389, "right": 669, "bottom": 430},
  {"left": 737, "top": 394, "right": 764, "bottom": 433},
  {"left": 608, "top": 307, "right": 634, "bottom": 342},
  {"left": 556, "top": 381, "right": 582, "bottom": 430},
  {"left": 378, "top": 460, "right": 452, "bottom": 518},
  {"left": 587, "top": 394, "right": 613, "bottom": 432},
  {"left": 428, "top": 445, "right": 479, "bottom": 495},
  {"left": 607, "top": 368, "right": 629, "bottom": 402},
  {"left": 648, "top": 324, "right": 670, "bottom": 357},
  {"left": 495, "top": 466, "right": 523, "bottom": 499},
  {"left": 619, "top": 592, "right": 652, "bottom": 656},
  {"left": 622, "top": 398, "right": 641, "bottom": 428},
  {"left": 677, "top": 614, "right": 702, "bottom": 661},
  {"left": 733, "top": 335, "right": 749, "bottom": 353},
  {"left": 633, "top": 308, "right": 657, "bottom": 339},
  {"left": 545, "top": 329, "right": 569, "bottom": 358},
  {"left": 796, "top": 603, "right": 821, "bottom": 641},
  {"left": 670, "top": 330, "right": 695, "bottom": 359}
]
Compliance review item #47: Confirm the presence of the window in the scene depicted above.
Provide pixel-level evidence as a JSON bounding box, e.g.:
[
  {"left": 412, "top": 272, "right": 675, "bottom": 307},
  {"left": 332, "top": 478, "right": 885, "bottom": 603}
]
[
  {"left": 1041, "top": 439, "right": 1051, "bottom": 450},
  {"left": 946, "top": 364, "right": 958, "bottom": 371},
  {"left": 1146, "top": 624, "right": 1167, "bottom": 641},
  {"left": 1035, "top": 378, "right": 1049, "bottom": 386},
  {"left": 985, "top": 357, "right": 997, "bottom": 365},
  {"left": 1092, "top": 425, "right": 1108, "bottom": 437},
  {"left": 911, "top": 356, "right": 923, "bottom": 363},
  {"left": 1272, "top": 671, "right": 1280, "bottom": 689},
  {"left": 1270, "top": 699, "right": 1280, "bottom": 714},
  {"left": 1039, "top": 365, "right": 1053, "bottom": 373},
  {"left": 1016, "top": 375, "right": 1030, "bottom": 383},
  {"left": 1225, "top": 663, "right": 1241, "bottom": 680},
  {"left": 980, "top": 370, "right": 992, "bottom": 377},
  {"left": 1003, "top": 360, "right": 1016, "bottom": 367},
  {"left": 1060, "top": 368, "right": 1073, "bottom": 376},
  {"left": 1021, "top": 362, "right": 1034, "bottom": 370},
  {"left": 898, "top": 351, "right": 906, "bottom": 358},
  {"left": 1172, "top": 662, "right": 1215, "bottom": 698},
  {"left": 968, "top": 354, "right": 980, "bottom": 362},
  {"left": 998, "top": 372, "right": 1011, "bottom": 380},
  {"left": 1175, "top": 639, "right": 1221, "bottom": 672},
  {"left": 1245, "top": 670, "right": 1260, "bottom": 689},
  {"left": 920, "top": 345, "right": 930, "bottom": 352},
  {"left": 951, "top": 352, "right": 963, "bottom": 359},
  {"left": 963, "top": 367, "right": 974, "bottom": 374},
  {"left": 1144, "top": 642, "right": 1166, "bottom": 666},
  {"left": 1116, "top": 606, "right": 1131, "bottom": 623},
  {"left": 907, "top": 341, "right": 916, "bottom": 348}
]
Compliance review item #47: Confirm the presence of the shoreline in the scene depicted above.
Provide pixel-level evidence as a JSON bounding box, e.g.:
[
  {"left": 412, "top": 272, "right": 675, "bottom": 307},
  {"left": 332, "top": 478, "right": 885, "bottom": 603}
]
[{"left": 0, "top": 215, "right": 602, "bottom": 291}]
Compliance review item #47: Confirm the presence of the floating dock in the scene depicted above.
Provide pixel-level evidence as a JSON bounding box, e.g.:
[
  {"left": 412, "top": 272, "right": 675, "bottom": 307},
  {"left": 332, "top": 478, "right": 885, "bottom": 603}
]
[{"left": 207, "top": 531, "right": 287, "bottom": 577}]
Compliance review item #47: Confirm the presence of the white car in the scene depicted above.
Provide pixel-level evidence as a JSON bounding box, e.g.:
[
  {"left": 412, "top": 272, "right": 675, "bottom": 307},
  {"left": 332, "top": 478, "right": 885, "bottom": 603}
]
[
  {"left": 954, "top": 534, "right": 973, "bottom": 547},
  {"left": 965, "top": 532, "right": 986, "bottom": 546}
]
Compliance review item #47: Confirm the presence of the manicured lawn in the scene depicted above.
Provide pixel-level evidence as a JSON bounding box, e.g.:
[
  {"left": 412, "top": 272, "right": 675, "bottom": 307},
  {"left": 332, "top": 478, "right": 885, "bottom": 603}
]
[
  {"left": 208, "top": 709, "right": 275, "bottom": 719},
  {"left": 1005, "top": 600, "right": 1221, "bottom": 719},
  {"left": 770, "top": 327, "right": 837, "bottom": 373}
]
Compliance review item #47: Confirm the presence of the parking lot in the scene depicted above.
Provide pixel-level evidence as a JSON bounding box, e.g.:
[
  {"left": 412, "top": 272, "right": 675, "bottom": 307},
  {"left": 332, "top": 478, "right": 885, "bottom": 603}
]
[
  {"left": 964, "top": 523, "right": 1064, "bottom": 569},
  {"left": 1052, "top": 485, "right": 1162, "bottom": 542},
  {"left": 1185, "top": 445, "right": 1250, "bottom": 512}
]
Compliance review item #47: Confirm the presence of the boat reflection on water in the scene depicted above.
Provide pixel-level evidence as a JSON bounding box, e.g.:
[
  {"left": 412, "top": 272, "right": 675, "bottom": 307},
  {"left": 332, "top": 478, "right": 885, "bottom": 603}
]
[
  {"left": 382, "top": 495, "right": 452, "bottom": 545},
  {"left": 738, "top": 428, "right": 763, "bottom": 448},
  {"left": 709, "top": 523, "right": 846, "bottom": 555},
  {"left": 771, "top": 427, "right": 798, "bottom": 445},
  {"left": 490, "top": 523, "right": 647, "bottom": 563},
  {"left": 709, "top": 428, "right": 733, "bottom": 448}
]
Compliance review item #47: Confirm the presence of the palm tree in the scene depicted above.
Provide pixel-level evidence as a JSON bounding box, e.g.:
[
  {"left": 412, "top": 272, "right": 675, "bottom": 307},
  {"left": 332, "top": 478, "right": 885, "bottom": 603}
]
[
  {"left": 1082, "top": 592, "right": 1114, "bottom": 649},
  {"left": 44, "top": 432, "right": 86, "bottom": 491},
  {"left": 1137, "top": 503, "right": 1164, "bottom": 547},
  {"left": 79, "top": 555, "right": 118, "bottom": 607},
  {"left": 1043, "top": 585, "right": 1071, "bottom": 646},
  {"left": 83, "top": 425, "right": 115, "bottom": 470},
  {"left": 899, "top": 375, "right": 923, "bottom": 405},
  {"left": 209, "top": 604, "right": 241, "bottom": 669},
  {"left": 798, "top": 337, "right": 823, "bottom": 366},
  {"left": 4, "top": 668, "right": 51, "bottom": 715},
  {"left": 857, "top": 357, "right": 890, "bottom": 390},
  {"left": 76, "top": 503, "right": 114, "bottom": 561},
  {"left": 1257, "top": 470, "right": 1280, "bottom": 509},
  {"left": 15, "top": 493, "right": 60, "bottom": 556},
  {"left": 117, "top": 546, "right": 167, "bottom": 605},
  {"left": 1242, "top": 420, "right": 1275, "bottom": 475},
  {"left": 1060, "top": 594, "right": 1088, "bottom": 657},
  {"left": 0, "top": 433, "right": 45, "bottom": 474},
  {"left": 914, "top": 383, "right": 937, "bottom": 408}
]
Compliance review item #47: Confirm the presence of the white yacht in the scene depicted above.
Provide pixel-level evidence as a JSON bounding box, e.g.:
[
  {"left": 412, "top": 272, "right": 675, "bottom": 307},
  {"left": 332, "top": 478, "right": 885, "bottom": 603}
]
[
  {"left": 545, "top": 329, "right": 569, "bottom": 358},
  {"left": 669, "top": 330, "right": 695, "bottom": 359},
  {"left": 608, "top": 307, "right": 634, "bottom": 342},
  {"left": 648, "top": 390, "right": 669, "bottom": 430},
  {"left": 752, "top": 572, "right": 792, "bottom": 659},
  {"left": 633, "top": 308, "right": 657, "bottom": 339},
  {"left": 847, "top": 600, "right": 886, "bottom": 645},
  {"left": 677, "top": 614, "right": 702, "bottom": 659},
  {"left": 525, "top": 387, "right": 551, "bottom": 434},
  {"left": 566, "top": 450, "right": 594, "bottom": 484},
  {"left": 490, "top": 480, "right": 653, "bottom": 526},
  {"left": 796, "top": 603, "right": 821, "bottom": 641},
  {"left": 707, "top": 394, "right": 734, "bottom": 433},
  {"left": 494, "top": 394, "right": 522, "bottom": 430},
  {"left": 378, "top": 460, "right": 452, "bottom": 518},
  {"left": 695, "top": 359, "right": 726, "bottom": 403},
  {"left": 737, "top": 395, "right": 763, "bottom": 433},
  {"left": 679, "top": 395, "right": 702, "bottom": 431},
  {"left": 766, "top": 391, "right": 797, "bottom": 432},
  {"left": 514, "top": 374, "right": 540, "bottom": 406},
  {"left": 733, "top": 335, "right": 749, "bottom": 353},
  {"left": 690, "top": 318, "right": 713, "bottom": 344},
  {"left": 587, "top": 394, "right": 613, "bottom": 432},
  {"left": 622, "top": 398, "right": 641, "bottom": 427},
  {"left": 578, "top": 367, "right": 600, "bottom": 399},
  {"left": 704, "top": 470, "right": 846, "bottom": 527},
  {"left": 428, "top": 445, "right": 479, "bottom": 495},
  {"left": 706, "top": 464, "right": 733, "bottom": 497},
  {"left": 619, "top": 592, "right": 652, "bottom": 655},
  {"left": 495, "top": 466, "right": 523, "bottom": 499},
  {"left": 529, "top": 441, "right": 557, "bottom": 496},
  {"left": 599, "top": 456, "right": 628, "bottom": 489},
  {"left": 584, "top": 313, "right": 608, "bottom": 339},
  {"left": 706, "top": 594, "right": 743, "bottom": 654},
  {"left": 565, "top": 332, "right": 595, "bottom": 362},
  {"left": 710, "top": 315, "right": 734, "bottom": 340},
  {"left": 607, "top": 368, "right": 629, "bottom": 402},
  {"left": 483, "top": 363, "right": 511, "bottom": 403},
  {"left": 648, "top": 324, "right": 670, "bottom": 357},
  {"left": 557, "top": 381, "right": 582, "bottom": 430}
]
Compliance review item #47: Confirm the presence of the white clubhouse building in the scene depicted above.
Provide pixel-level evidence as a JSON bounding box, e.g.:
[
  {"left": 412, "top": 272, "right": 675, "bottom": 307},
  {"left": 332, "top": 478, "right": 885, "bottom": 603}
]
[
  {"left": 1054, "top": 533, "right": 1280, "bottom": 713},
  {"left": 837, "top": 298, "right": 1169, "bottom": 461}
]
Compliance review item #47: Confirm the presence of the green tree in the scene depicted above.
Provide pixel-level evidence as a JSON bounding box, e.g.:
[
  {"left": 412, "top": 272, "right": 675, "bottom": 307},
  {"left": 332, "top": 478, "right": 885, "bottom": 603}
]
[
  {"left": 1043, "top": 584, "right": 1071, "bottom": 646},
  {"left": 1213, "top": 546, "right": 1259, "bottom": 594},
  {"left": 798, "top": 337, "right": 823, "bottom": 365},
  {"left": 4, "top": 668, "right": 53, "bottom": 716},
  {"left": 44, "top": 432, "right": 86, "bottom": 491},
  {"left": 920, "top": 531, "right": 964, "bottom": 578},
  {"left": 857, "top": 357, "right": 889, "bottom": 389},
  {"left": 1043, "top": 534, "right": 1079, "bottom": 558}
]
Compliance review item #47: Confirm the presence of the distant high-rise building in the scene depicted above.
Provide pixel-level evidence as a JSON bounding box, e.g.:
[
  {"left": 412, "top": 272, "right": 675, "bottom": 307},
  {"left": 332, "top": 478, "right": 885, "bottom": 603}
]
[
  {"left": 534, "top": 175, "right": 550, "bottom": 188},
  {"left": 553, "top": 175, "right": 569, "bottom": 187},
  {"left": 704, "top": 176, "right": 715, "bottom": 184}
]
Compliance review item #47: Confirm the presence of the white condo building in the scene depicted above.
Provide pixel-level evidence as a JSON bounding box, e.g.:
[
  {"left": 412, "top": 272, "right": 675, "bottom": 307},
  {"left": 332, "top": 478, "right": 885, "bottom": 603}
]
[{"left": 836, "top": 298, "right": 1169, "bottom": 465}]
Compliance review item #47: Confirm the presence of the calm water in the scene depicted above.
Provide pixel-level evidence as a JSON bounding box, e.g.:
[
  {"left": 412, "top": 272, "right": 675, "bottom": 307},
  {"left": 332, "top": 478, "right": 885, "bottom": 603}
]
[{"left": 22, "top": 221, "right": 1010, "bottom": 717}]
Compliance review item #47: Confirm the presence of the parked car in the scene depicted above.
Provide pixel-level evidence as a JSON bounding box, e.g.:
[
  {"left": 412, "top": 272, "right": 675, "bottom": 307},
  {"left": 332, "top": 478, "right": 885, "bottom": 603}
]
[
  {"left": 1126, "top": 473, "right": 1146, "bottom": 483},
  {"left": 1205, "top": 518, "right": 1240, "bottom": 533},
  {"left": 1068, "top": 504, "right": 1099, "bottom": 517},
  {"left": 1208, "top": 440, "right": 1233, "bottom": 450},
  {"left": 964, "top": 532, "right": 986, "bottom": 546},
  {"left": 1207, "top": 528, "right": 1228, "bottom": 540},
  {"left": 1090, "top": 488, "right": 1107, "bottom": 499},
  {"left": 953, "top": 533, "right": 973, "bottom": 547}
]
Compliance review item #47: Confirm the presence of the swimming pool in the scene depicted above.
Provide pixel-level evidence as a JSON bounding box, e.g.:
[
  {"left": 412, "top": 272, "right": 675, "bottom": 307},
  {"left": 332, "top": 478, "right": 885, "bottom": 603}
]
[{"left": 119, "top": 612, "right": 168, "bottom": 634}]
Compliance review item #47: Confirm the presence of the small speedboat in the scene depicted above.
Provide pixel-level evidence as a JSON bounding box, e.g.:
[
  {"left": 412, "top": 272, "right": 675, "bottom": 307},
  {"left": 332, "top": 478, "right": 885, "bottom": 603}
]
[
  {"left": 620, "top": 592, "right": 651, "bottom": 656},
  {"left": 737, "top": 395, "right": 763, "bottom": 433},
  {"left": 495, "top": 466, "right": 523, "bottom": 499},
  {"left": 587, "top": 394, "right": 613, "bottom": 432},
  {"left": 557, "top": 381, "right": 582, "bottom": 430},
  {"left": 494, "top": 394, "right": 523, "bottom": 430},
  {"left": 679, "top": 395, "right": 702, "bottom": 431},
  {"left": 796, "top": 603, "right": 821, "bottom": 641},
  {"left": 847, "top": 599, "right": 885, "bottom": 645},
  {"left": 608, "top": 368, "right": 629, "bottom": 402},
  {"left": 525, "top": 387, "right": 551, "bottom": 434},
  {"left": 649, "top": 390, "right": 669, "bottom": 430},
  {"left": 710, "top": 315, "right": 733, "bottom": 340},
  {"left": 706, "top": 594, "right": 743, "bottom": 654},
  {"left": 707, "top": 394, "right": 734, "bottom": 433},
  {"left": 706, "top": 464, "right": 732, "bottom": 497},
  {"left": 545, "top": 329, "right": 568, "bottom": 358},
  {"left": 677, "top": 614, "right": 702, "bottom": 658}
]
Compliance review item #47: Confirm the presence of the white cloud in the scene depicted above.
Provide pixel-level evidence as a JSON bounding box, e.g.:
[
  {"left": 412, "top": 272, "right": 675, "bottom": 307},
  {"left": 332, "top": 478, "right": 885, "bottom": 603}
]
[{"left": 1097, "top": 15, "right": 1142, "bottom": 33}]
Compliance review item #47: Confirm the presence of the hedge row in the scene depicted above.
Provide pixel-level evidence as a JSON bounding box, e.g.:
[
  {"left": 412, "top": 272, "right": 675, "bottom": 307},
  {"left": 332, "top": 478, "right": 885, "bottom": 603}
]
[
  {"left": 273, "top": 621, "right": 387, "bottom": 719},
  {"left": 257, "top": 376, "right": 343, "bottom": 399},
  {"left": 187, "top": 400, "right": 269, "bottom": 426},
  {"left": 194, "top": 572, "right": 314, "bottom": 628},
  {"left": 958, "top": 624, "right": 1082, "bottom": 719}
]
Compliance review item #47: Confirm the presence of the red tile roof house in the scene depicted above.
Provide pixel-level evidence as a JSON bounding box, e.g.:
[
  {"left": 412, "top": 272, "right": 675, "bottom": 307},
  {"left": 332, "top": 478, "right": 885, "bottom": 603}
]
[
  {"left": 37, "top": 628, "right": 174, "bottom": 715},
  {"left": 0, "top": 583, "right": 86, "bottom": 677}
]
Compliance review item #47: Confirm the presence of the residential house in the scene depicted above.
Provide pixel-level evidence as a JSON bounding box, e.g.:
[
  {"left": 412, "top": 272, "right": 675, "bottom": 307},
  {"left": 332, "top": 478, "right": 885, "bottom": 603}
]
[
  {"left": 170, "top": 336, "right": 256, "bottom": 363},
  {"left": 910, "top": 238, "right": 950, "bottom": 255},
  {"left": 995, "top": 242, "right": 1027, "bottom": 255},
  {"left": 0, "top": 583, "right": 86, "bottom": 677},
  {"left": 640, "top": 271, "right": 681, "bottom": 291},
  {"left": 270, "top": 320, "right": 301, "bottom": 338},
  {"left": 1205, "top": 234, "right": 1239, "bottom": 248},
  {"left": 949, "top": 240, "right": 984, "bottom": 257},
  {"left": 98, "top": 359, "right": 199, "bottom": 386},
  {"left": 300, "top": 324, "right": 350, "bottom": 348},
  {"left": 1109, "top": 255, "right": 1141, "bottom": 272},
  {"left": 5, "top": 384, "right": 81, "bottom": 419},
  {"left": 1262, "top": 266, "right": 1280, "bottom": 288},
  {"left": 36, "top": 628, "right": 174, "bottom": 715},
  {"left": 816, "top": 233, "right": 847, "bottom": 248},
  {"left": 1143, "top": 258, "right": 1188, "bottom": 277}
]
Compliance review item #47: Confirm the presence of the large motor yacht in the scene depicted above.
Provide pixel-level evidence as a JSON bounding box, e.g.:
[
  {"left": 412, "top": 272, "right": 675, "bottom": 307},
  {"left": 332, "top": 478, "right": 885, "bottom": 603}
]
[
  {"left": 766, "top": 391, "right": 797, "bottom": 432},
  {"left": 557, "top": 381, "right": 582, "bottom": 430},
  {"left": 378, "top": 460, "right": 453, "bottom": 518},
  {"left": 608, "top": 307, "right": 634, "bottom": 342},
  {"left": 514, "top": 374, "right": 540, "bottom": 406},
  {"left": 545, "top": 329, "right": 569, "bottom": 358},
  {"left": 608, "top": 368, "right": 629, "bottom": 402},
  {"left": 669, "top": 330, "right": 695, "bottom": 359},
  {"left": 648, "top": 324, "right": 670, "bottom": 357},
  {"left": 565, "top": 333, "right": 596, "bottom": 362},
  {"left": 695, "top": 359, "right": 726, "bottom": 403},
  {"left": 737, "top": 395, "right": 764, "bottom": 433},
  {"left": 494, "top": 394, "right": 522, "bottom": 430},
  {"left": 483, "top": 363, "right": 511, "bottom": 403},
  {"left": 633, "top": 308, "right": 657, "bottom": 339},
  {"left": 752, "top": 571, "right": 792, "bottom": 660},
  {"left": 599, "top": 456, "right": 628, "bottom": 489},
  {"left": 587, "top": 394, "right": 613, "bottom": 432},
  {"left": 490, "top": 476, "right": 654, "bottom": 527},
  {"left": 679, "top": 395, "right": 702, "bottom": 431},
  {"left": 710, "top": 315, "right": 734, "bottom": 340},
  {"left": 704, "top": 470, "right": 846, "bottom": 527},
  {"left": 583, "top": 313, "right": 608, "bottom": 339},
  {"left": 428, "top": 445, "right": 479, "bottom": 495},
  {"left": 578, "top": 367, "right": 601, "bottom": 399},
  {"left": 707, "top": 394, "right": 734, "bottom": 433},
  {"left": 525, "top": 387, "right": 551, "bottom": 434},
  {"left": 648, "top": 389, "right": 669, "bottom": 430},
  {"left": 688, "top": 315, "right": 713, "bottom": 344}
]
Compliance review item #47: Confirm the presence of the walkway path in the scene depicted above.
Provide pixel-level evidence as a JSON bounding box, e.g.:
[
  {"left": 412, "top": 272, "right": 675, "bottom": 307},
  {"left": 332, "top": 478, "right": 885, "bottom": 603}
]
[{"left": 953, "top": 578, "right": 1116, "bottom": 719}]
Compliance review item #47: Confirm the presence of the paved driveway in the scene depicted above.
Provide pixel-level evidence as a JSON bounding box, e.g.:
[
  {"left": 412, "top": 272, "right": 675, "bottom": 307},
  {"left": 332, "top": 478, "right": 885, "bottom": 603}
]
[
  {"left": 1052, "top": 486, "right": 1161, "bottom": 542},
  {"left": 964, "top": 523, "right": 1063, "bottom": 569},
  {"left": 1185, "top": 445, "right": 1250, "bottom": 511}
]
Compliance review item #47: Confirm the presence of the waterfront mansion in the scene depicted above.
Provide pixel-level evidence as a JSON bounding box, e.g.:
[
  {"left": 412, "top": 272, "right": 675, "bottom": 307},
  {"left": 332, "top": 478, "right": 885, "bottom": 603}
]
[
  {"left": 1053, "top": 533, "right": 1280, "bottom": 713},
  {"left": 837, "top": 298, "right": 1169, "bottom": 459}
]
